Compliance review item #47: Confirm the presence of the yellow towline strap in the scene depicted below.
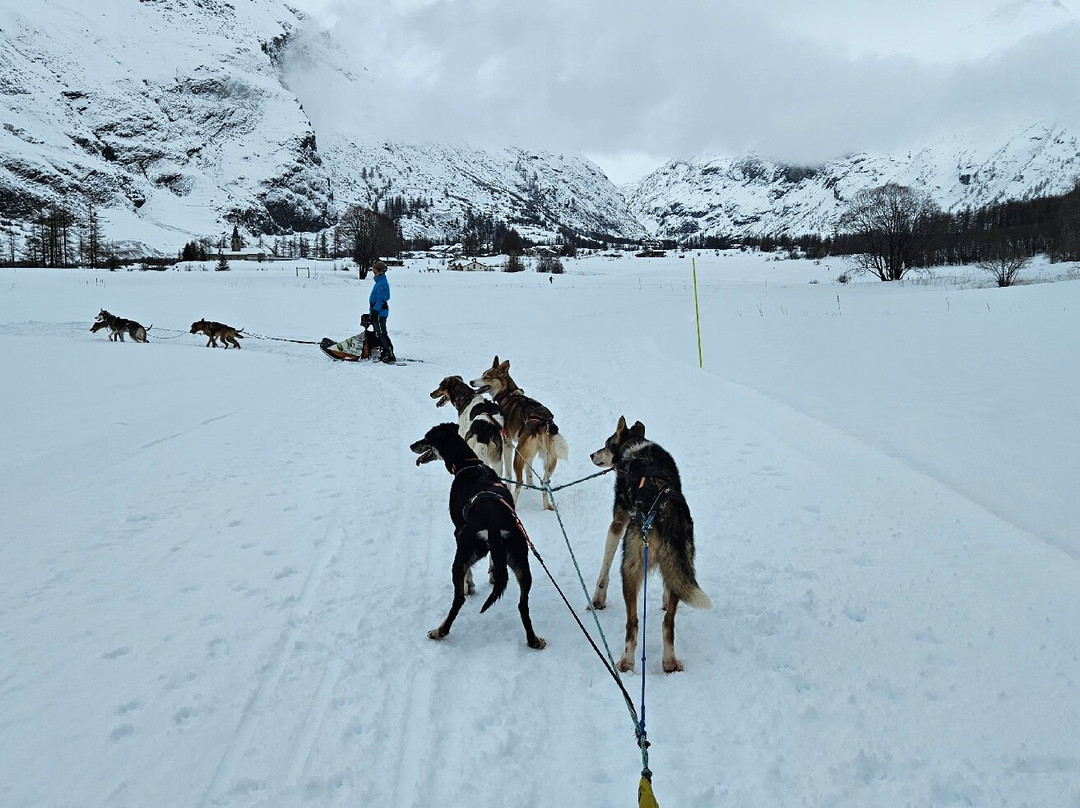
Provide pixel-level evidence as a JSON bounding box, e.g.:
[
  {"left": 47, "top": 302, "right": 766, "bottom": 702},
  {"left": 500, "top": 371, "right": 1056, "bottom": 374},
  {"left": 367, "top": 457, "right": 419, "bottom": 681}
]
[{"left": 639, "top": 774, "right": 660, "bottom": 808}]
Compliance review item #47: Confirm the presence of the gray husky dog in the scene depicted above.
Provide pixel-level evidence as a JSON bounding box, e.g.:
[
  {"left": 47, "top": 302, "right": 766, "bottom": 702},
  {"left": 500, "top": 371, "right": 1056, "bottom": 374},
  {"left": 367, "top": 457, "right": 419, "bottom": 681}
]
[
  {"left": 590, "top": 416, "right": 711, "bottom": 673},
  {"left": 91, "top": 309, "right": 150, "bottom": 342}
]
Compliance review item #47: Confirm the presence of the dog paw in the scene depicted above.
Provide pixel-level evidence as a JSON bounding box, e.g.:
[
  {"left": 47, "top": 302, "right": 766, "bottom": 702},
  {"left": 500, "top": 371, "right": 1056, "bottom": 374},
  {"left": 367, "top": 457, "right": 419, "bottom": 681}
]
[
  {"left": 528, "top": 636, "right": 547, "bottom": 650},
  {"left": 662, "top": 657, "right": 684, "bottom": 673},
  {"left": 428, "top": 628, "right": 448, "bottom": 641},
  {"left": 617, "top": 658, "right": 635, "bottom": 673},
  {"left": 590, "top": 596, "right": 607, "bottom": 611}
]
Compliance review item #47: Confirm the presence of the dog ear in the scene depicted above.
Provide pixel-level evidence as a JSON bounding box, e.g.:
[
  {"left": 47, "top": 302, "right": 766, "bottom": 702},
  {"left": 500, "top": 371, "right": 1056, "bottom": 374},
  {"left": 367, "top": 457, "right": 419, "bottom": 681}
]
[
  {"left": 499, "top": 359, "right": 510, "bottom": 372},
  {"left": 492, "top": 356, "right": 500, "bottom": 368},
  {"left": 630, "top": 421, "right": 646, "bottom": 440},
  {"left": 616, "top": 415, "right": 627, "bottom": 433}
]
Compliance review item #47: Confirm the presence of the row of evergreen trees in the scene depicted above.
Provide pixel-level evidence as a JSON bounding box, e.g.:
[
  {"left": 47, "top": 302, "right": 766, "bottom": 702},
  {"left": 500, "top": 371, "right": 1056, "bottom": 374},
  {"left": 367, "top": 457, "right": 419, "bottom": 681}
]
[{"left": 2, "top": 201, "right": 116, "bottom": 268}]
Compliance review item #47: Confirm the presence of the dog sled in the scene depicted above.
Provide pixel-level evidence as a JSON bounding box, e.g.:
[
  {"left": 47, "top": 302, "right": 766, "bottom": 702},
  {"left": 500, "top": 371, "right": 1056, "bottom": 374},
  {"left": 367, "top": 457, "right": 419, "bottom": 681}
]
[{"left": 319, "top": 325, "right": 415, "bottom": 365}]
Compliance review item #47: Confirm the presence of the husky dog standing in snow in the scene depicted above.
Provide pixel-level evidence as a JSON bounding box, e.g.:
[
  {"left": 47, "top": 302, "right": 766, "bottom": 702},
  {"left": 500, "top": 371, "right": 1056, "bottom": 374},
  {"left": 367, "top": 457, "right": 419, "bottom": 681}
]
[
  {"left": 470, "top": 357, "right": 568, "bottom": 510},
  {"left": 189, "top": 319, "right": 244, "bottom": 349},
  {"left": 410, "top": 423, "right": 545, "bottom": 650},
  {"left": 430, "top": 374, "right": 509, "bottom": 477},
  {"left": 90, "top": 309, "right": 150, "bottom": 342},
  {"left": 590, "top": 416, "right": 711, "bottom": 673}
]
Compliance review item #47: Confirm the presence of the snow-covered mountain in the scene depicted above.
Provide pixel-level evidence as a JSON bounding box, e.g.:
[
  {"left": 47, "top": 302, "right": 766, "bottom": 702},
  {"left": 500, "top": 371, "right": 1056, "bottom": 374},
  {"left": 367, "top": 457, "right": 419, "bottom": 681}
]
[
  {"left": 0, "top": 0, "right": 642, "bottom": 252},
  {"left": 3, "top": 0, "right": 1079, "bottom": 253},
  {"left": 322, "top": 138, "right": 644, "bottom": 244},
  {"left": 627, "top": 124, "right": 1080, "bottom": 241},
  {"left": 0, "top": 0, "right": 335, "bottom": 246}
]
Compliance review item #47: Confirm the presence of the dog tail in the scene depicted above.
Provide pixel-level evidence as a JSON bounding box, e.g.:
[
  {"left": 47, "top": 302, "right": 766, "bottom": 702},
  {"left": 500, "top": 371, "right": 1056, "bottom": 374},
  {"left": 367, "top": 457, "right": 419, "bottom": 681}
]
[
  {"left": 680, "top": 585, "right": 712, "bottom": 610},
  {"left": 480, "top": 522, "right": 509, "bottom": 613},
  {"left": 668, "top": 529, "right": 712, "bottom": 610},
  {"left": 549, "top": 429, "right": 569, "bottom": 460}
]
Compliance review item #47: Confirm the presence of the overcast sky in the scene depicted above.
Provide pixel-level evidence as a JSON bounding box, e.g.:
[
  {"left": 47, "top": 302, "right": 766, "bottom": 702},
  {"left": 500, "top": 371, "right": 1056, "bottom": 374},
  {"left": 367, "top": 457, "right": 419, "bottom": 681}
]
[{"left": 287, "top": 0, "right": 1080, "bottom": 183}]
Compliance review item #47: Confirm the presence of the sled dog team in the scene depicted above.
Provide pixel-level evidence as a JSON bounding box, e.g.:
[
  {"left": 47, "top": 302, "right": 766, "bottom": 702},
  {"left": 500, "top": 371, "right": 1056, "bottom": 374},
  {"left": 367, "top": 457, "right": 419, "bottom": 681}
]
[
  {"left": 90, "top": 310, "right": 244, "bottom": 348},
  {"left": 415, "top": 356, "right": 712, "bottom": 674},
  {"left": 90, "top": 306, "right": 709, "bottom": 672}
]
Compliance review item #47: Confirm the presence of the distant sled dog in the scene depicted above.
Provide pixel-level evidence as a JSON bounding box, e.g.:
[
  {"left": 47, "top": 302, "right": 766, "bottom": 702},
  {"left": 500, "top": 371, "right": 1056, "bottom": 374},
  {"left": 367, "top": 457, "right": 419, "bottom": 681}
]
[
  {"left": 190, "top": 319, "right": 244, "bottom": 349},
  {"left": 590, "top": 416, "right": 711, "bottom": 673},
  {"left": 410, "top": 423, "right": 546, "bottom": 650},
  {"left": 91, "top": 309, "right": 150, "bottom": 342},
  {"left": 470, "top": 357, "right": 568, "bottom": 510},
  {"left": 430, "top": 374, "right": 509, "bottom": 476}
]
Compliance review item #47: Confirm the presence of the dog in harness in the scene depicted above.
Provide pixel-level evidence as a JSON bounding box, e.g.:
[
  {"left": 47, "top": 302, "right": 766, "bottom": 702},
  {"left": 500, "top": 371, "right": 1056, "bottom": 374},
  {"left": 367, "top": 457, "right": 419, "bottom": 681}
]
[
  {"left": 469, "top": 356, "right": 568, "bottom": 510},
  {"left": 429, "top": 374, "right": 509, "bottom": 476},
  {"left": 410, "top": 422, "right": 546, "bottom": 650},
  {"left": 589, "top": 416, "right": 711, "bottom": 672}
]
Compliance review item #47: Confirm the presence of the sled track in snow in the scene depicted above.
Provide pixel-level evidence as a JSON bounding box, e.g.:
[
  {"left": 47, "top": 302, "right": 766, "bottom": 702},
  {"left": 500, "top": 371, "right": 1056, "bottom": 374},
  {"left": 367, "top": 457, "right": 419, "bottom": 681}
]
[
  {"left": 712, "top": 369, "right": 1080, "bottom": 563},
  {"left": 198, "top": 506, "right": 344, "bottom": 807}
]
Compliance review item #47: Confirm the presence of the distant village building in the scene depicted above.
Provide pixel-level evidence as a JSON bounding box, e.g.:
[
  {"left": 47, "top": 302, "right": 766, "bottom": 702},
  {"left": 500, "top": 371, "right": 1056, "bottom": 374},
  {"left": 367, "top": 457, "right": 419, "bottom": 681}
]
[
  {"left": 217, "top": 248, "right": 270, "bottom": 261},
  {"left": 449, "top": 258, "right": 495, "bottom": 271},
  {"left": 525, "top": 245, "right": 557, "bottom": 257}
]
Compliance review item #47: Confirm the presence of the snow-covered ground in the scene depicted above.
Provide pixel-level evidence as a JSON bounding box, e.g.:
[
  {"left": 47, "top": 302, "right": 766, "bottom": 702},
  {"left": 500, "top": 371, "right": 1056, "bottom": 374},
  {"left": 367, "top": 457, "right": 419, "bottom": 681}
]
[{"left": 2, "top": 252, "right": 1078, "bottom": 808}]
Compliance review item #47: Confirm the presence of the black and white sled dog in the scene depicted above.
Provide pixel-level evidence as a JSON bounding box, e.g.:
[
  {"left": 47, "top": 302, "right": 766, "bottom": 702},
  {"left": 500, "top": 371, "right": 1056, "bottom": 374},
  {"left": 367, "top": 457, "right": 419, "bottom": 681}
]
[
  {"left": 590, "top": 416, "right": 711, "bottom": 673},
  {"left": 410, "top": 423, "right": 546, "bottom": 650},
  {"left": 429, "top": 375, "right": 509, "bottom": 477}
]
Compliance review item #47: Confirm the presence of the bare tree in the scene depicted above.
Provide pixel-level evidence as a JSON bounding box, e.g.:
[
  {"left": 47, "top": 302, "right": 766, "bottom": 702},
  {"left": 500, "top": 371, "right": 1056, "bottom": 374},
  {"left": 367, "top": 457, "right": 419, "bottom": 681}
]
[
  {"left": 840, "top": 183, "right": 941, "bottom": 281},
  {"left": 977, "top": 241, "right": 1030, "bottom": 287},
  {"left": 335, "top": 204, "right": 401, "bottom": 277}
]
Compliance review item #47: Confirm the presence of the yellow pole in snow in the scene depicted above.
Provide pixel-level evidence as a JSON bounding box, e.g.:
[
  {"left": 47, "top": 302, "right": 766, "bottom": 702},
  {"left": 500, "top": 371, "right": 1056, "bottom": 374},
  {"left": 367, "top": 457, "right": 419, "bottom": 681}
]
[{"left": 692, "top": 258, "right": 703, "bottom": 368}]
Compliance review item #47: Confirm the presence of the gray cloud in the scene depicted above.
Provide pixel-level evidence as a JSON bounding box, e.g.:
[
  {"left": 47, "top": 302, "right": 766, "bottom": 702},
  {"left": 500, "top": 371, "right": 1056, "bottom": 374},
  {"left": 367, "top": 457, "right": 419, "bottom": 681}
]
[{"left": 289, "top": 0, "right": 1080, "bottom": 180}]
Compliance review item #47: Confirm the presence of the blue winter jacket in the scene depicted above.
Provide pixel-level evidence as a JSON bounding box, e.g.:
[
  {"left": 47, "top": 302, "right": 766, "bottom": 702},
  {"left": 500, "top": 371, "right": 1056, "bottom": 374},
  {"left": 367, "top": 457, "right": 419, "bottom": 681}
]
[{"left": 369, "top": 273, "right": 390, "bottom": 317}]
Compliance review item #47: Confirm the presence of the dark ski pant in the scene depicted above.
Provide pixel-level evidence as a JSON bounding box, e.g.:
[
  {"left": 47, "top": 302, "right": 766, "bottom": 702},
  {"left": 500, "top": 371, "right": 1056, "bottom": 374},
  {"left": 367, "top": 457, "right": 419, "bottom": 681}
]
[{"left": 371, "top": 312, "right": 394, "bottom": 358}]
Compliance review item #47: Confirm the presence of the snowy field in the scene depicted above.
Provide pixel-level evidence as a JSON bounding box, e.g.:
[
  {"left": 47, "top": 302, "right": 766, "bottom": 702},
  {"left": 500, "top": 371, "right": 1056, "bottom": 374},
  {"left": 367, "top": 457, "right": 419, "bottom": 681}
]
[{"left": 1, "top": 252, "right": 1079, "bottom": 808}]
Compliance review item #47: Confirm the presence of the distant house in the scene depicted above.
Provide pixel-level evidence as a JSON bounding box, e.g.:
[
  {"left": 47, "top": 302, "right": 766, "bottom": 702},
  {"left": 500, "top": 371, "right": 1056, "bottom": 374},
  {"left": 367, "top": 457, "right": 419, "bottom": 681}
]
[
  {"left": 217, "top": 248, "right": 270, "bottom": 261},
  {"left": 526, "top": 245, "right": 557, "bottom": 257},
  {"left": 449, "top": 258, "right": 494, "bottom": 271},
  {"left": 635, "top": 248, "right": 666, "bottom": 258}
]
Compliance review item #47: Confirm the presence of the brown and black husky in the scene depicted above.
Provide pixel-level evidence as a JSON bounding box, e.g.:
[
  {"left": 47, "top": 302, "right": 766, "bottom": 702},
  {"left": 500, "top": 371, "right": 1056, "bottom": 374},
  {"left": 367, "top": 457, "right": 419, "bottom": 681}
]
[
  {"left": 430, "top": 374, "right": 509, "bottom": 476},
  {"left": 590, "top": 416, "right": 711, "bottom": 673},
  {"left": 91, "top": 309, "right": 150, "bottom": 342},
  {"left": 190, "top": 319, "right": 244, "bottom": 349},
  {"left": 470, "top": 357, "right": 568, "bottom": 510},
  {"left": 410, "top": 423, "right": 546, "bottom": 650}
]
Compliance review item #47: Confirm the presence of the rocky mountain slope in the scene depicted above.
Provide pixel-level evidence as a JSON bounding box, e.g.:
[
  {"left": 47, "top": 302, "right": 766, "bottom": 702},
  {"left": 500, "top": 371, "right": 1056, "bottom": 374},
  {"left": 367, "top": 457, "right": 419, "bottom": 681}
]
[
  {"left": 627, "top": 124, "right": 1080, "bottom": 240},
  {"left": 0, "top": 0, "right": 642, "bottom": 252},
  {"left": 0, "top": 0, "right": 334, "bottom": 246},
  {"left": 322, "top": 138, "right": 644, "bottom": 243},
  {"left": 2, "top": 0, "right": 1077, "bottom": 254}
]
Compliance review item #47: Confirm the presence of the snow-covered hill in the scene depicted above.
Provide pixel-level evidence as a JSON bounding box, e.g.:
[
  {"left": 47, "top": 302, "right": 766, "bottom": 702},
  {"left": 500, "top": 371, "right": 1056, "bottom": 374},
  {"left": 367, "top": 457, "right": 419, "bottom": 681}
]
[
  {"left": 3, "top": 0, "right": 1079, "bottom": 253},
  {"left": 0, "top": 0, "right": 334, "bottom": 244},
  {"left": 0, "top": 0, "right": 642, "bottom": 252},
  {"left": 322, "top": 138, "right": 645, "bottom": 244},
  {"left": 627, "top": 123, "right": 1080, "bottom": 240}
]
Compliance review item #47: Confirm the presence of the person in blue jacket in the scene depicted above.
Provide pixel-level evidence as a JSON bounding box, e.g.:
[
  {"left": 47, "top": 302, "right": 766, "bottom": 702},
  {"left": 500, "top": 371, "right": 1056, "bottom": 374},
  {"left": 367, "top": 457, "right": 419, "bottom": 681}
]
[{"left": 368, "top": 260, "right": 395, "bottom": 363}]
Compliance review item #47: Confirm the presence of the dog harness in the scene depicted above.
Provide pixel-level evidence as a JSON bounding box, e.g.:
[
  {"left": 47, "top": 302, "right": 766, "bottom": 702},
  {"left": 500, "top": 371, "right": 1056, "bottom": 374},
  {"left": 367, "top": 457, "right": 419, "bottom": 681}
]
[
  {"left": 634, "top": 475, "right": 681, "bottom": 533},
  {"left": 453, "top": 462, "right": 513, "bottom": 524}
]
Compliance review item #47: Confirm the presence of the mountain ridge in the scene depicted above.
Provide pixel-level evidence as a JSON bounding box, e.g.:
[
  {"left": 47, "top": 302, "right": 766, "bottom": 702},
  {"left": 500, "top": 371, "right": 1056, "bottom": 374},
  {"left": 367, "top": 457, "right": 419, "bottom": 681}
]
[{"left": 2, "top": 0, "right": 1078, "bottom": 254}]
